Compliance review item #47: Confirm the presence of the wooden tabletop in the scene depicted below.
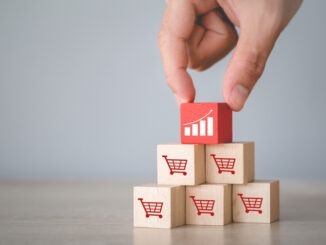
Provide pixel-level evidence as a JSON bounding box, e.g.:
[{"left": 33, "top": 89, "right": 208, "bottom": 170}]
[{"left": 0, "top": 180, "right": 325, "bottom": 244}]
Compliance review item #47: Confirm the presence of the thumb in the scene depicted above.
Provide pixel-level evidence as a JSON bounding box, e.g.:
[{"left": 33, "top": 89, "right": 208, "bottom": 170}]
[{"left": 222, "top": 30, "right": 276, "bottom": 111}]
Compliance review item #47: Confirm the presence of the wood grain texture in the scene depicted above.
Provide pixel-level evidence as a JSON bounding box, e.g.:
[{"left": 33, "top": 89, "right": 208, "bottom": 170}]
[
  {"left": 186, "top": 184, "right": 232, "bottom": 225},
  {"left": 232, "top": 180, "right": 280, "bottom": 223},
  {"left": 133, "top": 184, "right": 185, "bottom": 228},
  {"left": 157, "top": 144, "right": 205, "bottom": 185},
  {"left": 206, "top": 142, "right": 255, "bottom": 184}
]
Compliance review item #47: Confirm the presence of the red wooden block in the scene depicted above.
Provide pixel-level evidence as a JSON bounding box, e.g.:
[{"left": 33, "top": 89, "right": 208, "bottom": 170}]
[{"left": 180, "top": 103, "right": 232, "bottom": 144}]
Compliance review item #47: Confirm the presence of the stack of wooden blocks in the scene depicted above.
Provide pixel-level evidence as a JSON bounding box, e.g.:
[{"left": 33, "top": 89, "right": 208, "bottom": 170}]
[{"left": 134, "top": 102, "right": 279, "bottom": 228}]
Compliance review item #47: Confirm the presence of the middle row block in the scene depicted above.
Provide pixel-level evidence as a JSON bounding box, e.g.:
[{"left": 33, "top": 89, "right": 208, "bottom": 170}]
[
  {"left": 157, "top": 142, "right": 254, "bottom": 185},
  {"left": 157, "top": 144, "right": 205, "bottom": 185}
]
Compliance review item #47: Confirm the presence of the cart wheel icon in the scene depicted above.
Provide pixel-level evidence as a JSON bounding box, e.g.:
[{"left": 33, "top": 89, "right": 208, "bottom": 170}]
[
  {"left": 190, "top": 196, "right": 215, "bottom": 216},
  {"left": 138, "top": 198, "right": 164, "bottom": 219},
  {"left": 163, "top": 155, "right": 188, "bottom": 176},
  {"left": 210, "top": 154, "right": 236, "bottom": 175},
  {"left": 238, "top": 194, "right": 263, "bottom": 214},
  {"left": 199, "top": 211, "right": 215, "bottom": 216}
]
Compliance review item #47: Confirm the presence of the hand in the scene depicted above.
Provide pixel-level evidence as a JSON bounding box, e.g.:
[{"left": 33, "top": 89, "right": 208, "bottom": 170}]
[{"left": 158, "top": 0, "right": 303, "bottom": 111}]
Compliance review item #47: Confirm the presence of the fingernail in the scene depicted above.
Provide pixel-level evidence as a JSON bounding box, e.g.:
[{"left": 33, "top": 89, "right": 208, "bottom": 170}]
[
  {"left": 176, "top": 96, "right": 187, "bottom": 106},
  {"left": 229, "top": 84, "right": 249, "bottom": 111}
]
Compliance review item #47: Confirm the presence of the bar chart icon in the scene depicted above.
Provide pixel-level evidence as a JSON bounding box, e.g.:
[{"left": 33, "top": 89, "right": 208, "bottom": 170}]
[
  {"left": 183, "top": 109, "right": 214, "bottom": 137},
  {"left": 181, "top": 103, "right": 232, "bottom": 144}
]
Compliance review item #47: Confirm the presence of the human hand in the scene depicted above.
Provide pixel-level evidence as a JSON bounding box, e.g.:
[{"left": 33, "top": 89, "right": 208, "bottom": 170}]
[{"left": 158, "top": 0, "right": 303, "bottom": 111}]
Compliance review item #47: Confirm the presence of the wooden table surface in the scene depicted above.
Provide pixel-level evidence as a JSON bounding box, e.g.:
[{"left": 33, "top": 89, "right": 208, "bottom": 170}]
[{"left": 0, "top": 180, "right": 325, "bottom": 244}]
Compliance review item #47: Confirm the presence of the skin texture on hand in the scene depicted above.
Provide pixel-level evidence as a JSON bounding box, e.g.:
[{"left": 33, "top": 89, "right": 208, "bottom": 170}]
[{"left": 158, "top": 0, "right": 303, "bottom": 111}]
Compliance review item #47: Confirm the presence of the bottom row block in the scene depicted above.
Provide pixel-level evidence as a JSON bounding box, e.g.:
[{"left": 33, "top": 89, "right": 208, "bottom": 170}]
[
  {"left": 133, "top": 185, "right": 185, "bottom": 228},
  {"left": 233, "top": 180, "right": 279, "bottom": 223},
  {"left": 186, "top": 184, "right": 231, "bottom": 225},
  {"left": 134, "top": 180, "right": 279, "bottom": 228}
]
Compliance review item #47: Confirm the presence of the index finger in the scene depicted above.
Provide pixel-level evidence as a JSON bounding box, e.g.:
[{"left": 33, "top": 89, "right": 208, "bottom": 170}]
[{"left": 158, "top": 0, "right": 218, "bottom": 104}]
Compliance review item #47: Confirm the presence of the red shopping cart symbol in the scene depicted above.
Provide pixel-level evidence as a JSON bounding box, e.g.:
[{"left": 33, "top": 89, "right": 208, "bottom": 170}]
[
  {"left": 238, "top": 193, "right": 263, "bottom": 214},
  {"left": 210, "top": 154, "right": 236, "bottom": 174},
  {"left": 189, "top": 195, "right": 215, "bottom": 216},
  {"left": 162, "top": 155, "right": 187, "bottom": 176},
  {"left": 138, "top": 198, "right": 163, "bottom": 218}
]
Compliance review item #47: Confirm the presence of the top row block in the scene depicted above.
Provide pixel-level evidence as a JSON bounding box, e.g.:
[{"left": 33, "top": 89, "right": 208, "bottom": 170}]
[{"left": 181, "top": 103, "right": 232, "bottom": 144}]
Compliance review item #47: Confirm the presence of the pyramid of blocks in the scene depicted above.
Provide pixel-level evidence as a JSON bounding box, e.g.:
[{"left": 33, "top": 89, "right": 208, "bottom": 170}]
[{"left": 134, "top": 102, "right": 279, "bottom": 228}]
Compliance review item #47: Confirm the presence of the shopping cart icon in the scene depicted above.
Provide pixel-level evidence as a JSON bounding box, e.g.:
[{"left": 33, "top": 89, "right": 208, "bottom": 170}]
[
  {"left": 162, "top": 155, "right": 187, "bottom": 176},
  {"left": 189, "top": 195, "right": 215, "bottom": 216},
  {"left": 238, "top": 193, "right": 263, "bottom": 214},
  {"left": 138, "top": 198, "right": 163, "bottom": 218},
  {"left": 210, "top": 154, "right": 236, "bottom": 174}
]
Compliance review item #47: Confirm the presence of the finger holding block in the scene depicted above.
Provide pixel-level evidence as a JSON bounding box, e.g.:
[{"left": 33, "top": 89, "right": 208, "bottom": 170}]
[
  {"left": 134, "top": 184, "right": 185, "bottom": 228},
  {"left": 186, "top": 184, "right": 232, "bottom": 225},
  {"left": 206, "top": 142, "right": 255, "bottom": 184},
  {"left": 232, "top": 180, "right": 280, "bottom": 223},
  {"left": 157, "top": 144, "right": 205, "bottom": 185}
]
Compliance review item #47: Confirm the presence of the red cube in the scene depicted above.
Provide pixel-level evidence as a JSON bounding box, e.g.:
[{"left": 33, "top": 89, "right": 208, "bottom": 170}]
[{"left": 180, "top": 103, "right": 232, "bottom": 144}]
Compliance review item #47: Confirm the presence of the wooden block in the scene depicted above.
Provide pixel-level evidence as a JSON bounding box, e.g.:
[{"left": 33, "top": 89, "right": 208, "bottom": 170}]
[
  {"left": 157, "top": 144, "right": 205, "bottom": 185},
  {"left": 206, "top": 142, "right": 254, "bottom": 184},
  {"left": 134, "top": 184, "right": 185, "bottom": 228},
  {"left": 186, "top": 184, "right": 232, "bottom": 225},
  {"left": 232, "top": 180, "right": 280, "bottom": 223},
  {"left": 180, "top": 103, "right": 232, "bottom": 144}
]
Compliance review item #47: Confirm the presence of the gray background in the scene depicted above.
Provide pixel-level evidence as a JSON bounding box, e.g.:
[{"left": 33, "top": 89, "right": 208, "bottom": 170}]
[{"left": 0, "top": 0, "right": 325, "bottom": 180}]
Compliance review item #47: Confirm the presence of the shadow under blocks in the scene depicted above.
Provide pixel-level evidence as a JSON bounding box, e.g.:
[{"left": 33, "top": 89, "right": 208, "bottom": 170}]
[{"left": 133, "top": 102, "right": 279, "bottom": 228}]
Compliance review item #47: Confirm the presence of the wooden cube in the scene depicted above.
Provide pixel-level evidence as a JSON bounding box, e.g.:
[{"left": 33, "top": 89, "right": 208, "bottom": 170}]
[
  {"left": 157, "top": 144, "right": 205, "bottom": 185},
  {"left": 232, "top": 180, "right": 280, "bottom": 223},
  {"left": 206, "top": 142, "right": 254, "bottom": 184},
  {"left": 134, "top": 184, "right": 185, "bottom": 228},
  {"left": 180, "top": 103, "right": 232, "bottom": 144},
  {"left": 186, "top": 184, "right": 232, "bottom": 225}
]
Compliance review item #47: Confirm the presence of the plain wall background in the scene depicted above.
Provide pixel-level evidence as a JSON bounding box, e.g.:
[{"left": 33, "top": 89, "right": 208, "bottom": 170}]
[{"left": 0, "top": 0, "right": 325, "bottom": 180}]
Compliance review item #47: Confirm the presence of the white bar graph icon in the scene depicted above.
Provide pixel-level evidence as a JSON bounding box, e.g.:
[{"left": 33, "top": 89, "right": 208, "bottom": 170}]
[
  {"left": 207, "top": 117, "right": 213, "bottom": 136},
  {"left": 199, "top": 120, "right": 206, "bottom": 136},
  {"left": 192, "top": 124, "right": 198, "bottom": 136},
  {"left": 184, "top": 110, "right": 214, "bottom": 137}
]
